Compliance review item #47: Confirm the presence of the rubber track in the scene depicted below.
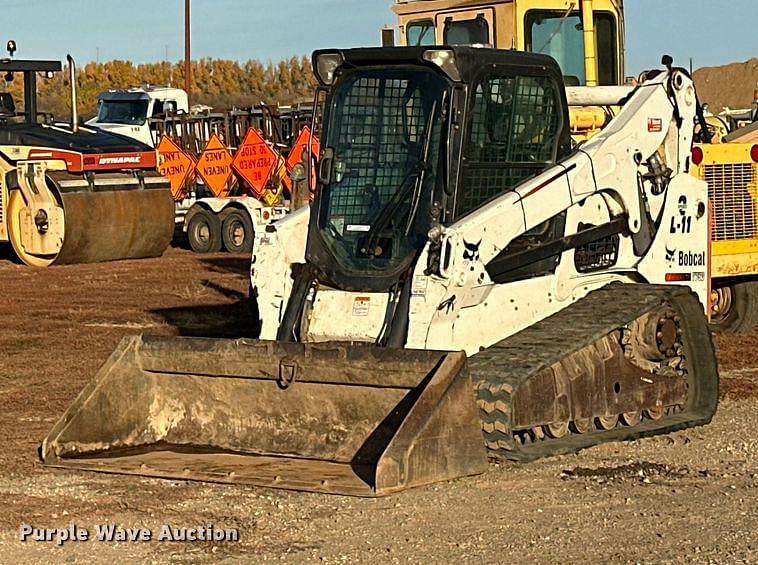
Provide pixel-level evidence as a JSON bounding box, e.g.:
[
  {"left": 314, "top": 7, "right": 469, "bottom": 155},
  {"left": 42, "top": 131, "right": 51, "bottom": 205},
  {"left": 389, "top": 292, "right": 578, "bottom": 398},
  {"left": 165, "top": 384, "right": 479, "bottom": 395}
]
[{"left": 470, "top": 283, "right": 719, "bottom": 462}]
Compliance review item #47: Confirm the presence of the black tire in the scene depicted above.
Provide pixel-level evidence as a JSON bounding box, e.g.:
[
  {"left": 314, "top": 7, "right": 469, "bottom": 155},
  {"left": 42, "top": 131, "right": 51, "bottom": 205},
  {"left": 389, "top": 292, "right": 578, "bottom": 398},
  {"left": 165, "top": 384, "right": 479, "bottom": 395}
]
[
  {"left": 187, "top": 209, "right": 222, "bottom": 254},
  {"left": 709, "top": 281, "right": 758, "bottom": 333},
  {"left": 221, "top": 209, "right": 254, "bottom": 254}
]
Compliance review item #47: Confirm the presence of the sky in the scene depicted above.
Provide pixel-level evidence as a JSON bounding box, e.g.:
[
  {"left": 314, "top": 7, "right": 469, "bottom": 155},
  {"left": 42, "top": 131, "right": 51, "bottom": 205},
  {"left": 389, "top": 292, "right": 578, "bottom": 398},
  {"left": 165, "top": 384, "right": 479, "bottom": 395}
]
[{"left": 3, "top": 0, "right": 755, "bottom": 73}]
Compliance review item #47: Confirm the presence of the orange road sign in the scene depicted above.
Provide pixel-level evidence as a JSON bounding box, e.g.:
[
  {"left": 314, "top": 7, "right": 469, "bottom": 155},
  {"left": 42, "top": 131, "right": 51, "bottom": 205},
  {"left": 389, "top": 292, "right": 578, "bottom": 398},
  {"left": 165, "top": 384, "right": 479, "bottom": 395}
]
[
  {"left": 231, "top": 128, "right": 279, "bottom": 197},
  {"left": 197, "top": 133, "right": 234, "bottom": 197},
  {"left": 156, "top": 136, "right": 195, "bottom": 200},
  {"left": 285, "top": 126, "right": 321, "bottom": 193},
  {"left": 286, "top": 125, "right": 321, "bottom": 172}
]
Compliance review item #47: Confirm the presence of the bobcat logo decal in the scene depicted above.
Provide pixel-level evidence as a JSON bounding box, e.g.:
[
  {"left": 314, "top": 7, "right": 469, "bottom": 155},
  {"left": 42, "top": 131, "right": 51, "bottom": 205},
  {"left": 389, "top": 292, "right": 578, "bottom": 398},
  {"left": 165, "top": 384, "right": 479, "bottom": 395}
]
[
  {"left": 665, "top": 246, "right": 676, "bottom": 263},
  {"left": 463, "top": 239, "right": 482, "bottom": 262}
]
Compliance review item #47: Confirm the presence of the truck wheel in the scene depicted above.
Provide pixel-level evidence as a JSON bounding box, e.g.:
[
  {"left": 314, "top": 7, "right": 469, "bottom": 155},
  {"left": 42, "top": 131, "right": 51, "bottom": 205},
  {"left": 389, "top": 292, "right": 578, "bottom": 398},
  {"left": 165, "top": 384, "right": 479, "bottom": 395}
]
[
  {"left": 222, "top": 210, "right": 254, "bottom": 254},
  {"left": 187, "top": 209, "right": 222, "bottom": 253},
  {"left": 709, "top": 282, "right": 758, "bottom": 333}
]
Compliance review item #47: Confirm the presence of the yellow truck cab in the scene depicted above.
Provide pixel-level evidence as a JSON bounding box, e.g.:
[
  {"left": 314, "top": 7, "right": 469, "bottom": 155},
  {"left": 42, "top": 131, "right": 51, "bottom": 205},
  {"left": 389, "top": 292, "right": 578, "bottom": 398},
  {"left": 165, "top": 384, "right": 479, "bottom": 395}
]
[{"left": 392, "top": 0, "right": 625, "bottom": 86}]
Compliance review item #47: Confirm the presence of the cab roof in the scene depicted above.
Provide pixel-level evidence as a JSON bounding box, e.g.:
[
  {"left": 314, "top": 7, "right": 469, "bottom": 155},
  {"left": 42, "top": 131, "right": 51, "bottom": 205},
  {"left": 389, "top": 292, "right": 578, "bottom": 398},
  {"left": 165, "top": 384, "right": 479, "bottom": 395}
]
[{"left": 314, "top": 46, "right": 564, "bottom": 86}]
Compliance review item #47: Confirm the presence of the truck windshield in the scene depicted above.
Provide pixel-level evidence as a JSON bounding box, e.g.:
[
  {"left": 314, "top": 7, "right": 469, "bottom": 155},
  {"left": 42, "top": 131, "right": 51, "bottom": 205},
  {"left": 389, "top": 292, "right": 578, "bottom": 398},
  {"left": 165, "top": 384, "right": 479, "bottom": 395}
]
[
  {"left": 443, "top": 17, "right": 490, "bottom": 46},
  {"left": 407, "top": 20, "right": 436, "bottom": 46},
  {"left": 316, "top": 68, "right": 447, "bottom": 277},
  {"left": 96, "top": 100, "right": 149, "bottom": 125},
  {"left": 526, "top": 10, "right": 618, "bottom": 86}
]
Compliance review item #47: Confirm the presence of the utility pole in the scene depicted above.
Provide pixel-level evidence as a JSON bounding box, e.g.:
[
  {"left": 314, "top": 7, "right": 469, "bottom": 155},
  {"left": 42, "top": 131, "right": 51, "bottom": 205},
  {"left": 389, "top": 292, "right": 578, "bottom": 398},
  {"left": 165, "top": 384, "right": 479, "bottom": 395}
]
[{"left": 184, "top": 0, "right": 191, "bottom": 102}]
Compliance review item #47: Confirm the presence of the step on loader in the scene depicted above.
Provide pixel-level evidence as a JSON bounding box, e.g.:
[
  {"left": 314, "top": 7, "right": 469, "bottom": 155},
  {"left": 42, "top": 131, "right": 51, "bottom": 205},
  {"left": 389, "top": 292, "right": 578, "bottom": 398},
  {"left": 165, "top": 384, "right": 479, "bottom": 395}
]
[{"left": 42, "top": 47, "right": 719, "bottom": 495}]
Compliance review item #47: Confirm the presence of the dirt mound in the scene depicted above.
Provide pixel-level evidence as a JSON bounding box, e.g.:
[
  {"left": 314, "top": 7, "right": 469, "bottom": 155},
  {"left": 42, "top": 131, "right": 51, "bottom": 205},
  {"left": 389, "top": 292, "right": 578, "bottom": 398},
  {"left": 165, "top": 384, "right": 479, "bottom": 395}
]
[{"left": 693, "top": 58, "right": 758, "bottom": 112}]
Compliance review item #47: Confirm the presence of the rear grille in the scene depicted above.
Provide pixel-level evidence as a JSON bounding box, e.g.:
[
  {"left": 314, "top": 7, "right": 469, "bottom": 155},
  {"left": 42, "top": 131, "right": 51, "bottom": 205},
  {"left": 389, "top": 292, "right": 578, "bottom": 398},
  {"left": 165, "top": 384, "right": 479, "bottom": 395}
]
[
  {"left": 574, "top": 225, "right": 620, "bottom": 274},
  {"left": 700, "top": 162, "right": 758, "bottom": 241}
]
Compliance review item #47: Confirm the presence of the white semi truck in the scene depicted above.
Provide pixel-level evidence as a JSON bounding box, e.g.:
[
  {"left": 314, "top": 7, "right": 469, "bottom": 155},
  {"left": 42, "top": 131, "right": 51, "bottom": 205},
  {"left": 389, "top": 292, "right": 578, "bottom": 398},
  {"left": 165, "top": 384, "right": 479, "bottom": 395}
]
[{"left": 87, "top": 86, "right": 189, "bottom": 147}]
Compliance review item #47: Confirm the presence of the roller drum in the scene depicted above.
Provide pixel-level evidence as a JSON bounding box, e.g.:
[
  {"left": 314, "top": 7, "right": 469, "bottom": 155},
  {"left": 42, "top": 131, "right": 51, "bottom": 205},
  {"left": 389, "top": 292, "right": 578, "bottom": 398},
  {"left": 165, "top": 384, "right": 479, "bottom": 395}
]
[
  {"left": 55, "top": 188, "right": 174, "bottom": 265},
  {"left": 7, "top": 171, "right": 174, "bottom": 267}
]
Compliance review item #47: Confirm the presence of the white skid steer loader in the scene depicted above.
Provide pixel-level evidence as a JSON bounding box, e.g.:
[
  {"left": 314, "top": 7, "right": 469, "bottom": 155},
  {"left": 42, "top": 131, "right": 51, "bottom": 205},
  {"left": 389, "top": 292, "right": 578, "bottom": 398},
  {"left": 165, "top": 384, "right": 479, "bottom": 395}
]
[{"left": 42, "top": 47, "right": 718, "bottom": 496}]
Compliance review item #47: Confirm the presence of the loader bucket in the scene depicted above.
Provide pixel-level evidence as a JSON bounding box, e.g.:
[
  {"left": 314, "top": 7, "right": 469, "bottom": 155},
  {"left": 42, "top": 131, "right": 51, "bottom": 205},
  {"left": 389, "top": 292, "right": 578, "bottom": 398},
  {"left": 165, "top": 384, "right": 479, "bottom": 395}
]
[{"left": 41, "top": 336, "right": 487, "bottom": 496}]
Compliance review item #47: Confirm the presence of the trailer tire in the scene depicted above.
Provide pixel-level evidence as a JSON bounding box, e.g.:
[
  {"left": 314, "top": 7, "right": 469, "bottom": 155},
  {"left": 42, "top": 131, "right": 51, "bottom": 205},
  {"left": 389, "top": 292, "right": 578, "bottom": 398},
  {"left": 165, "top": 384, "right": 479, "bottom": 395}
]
[
  {"left": 187, "top": 209, "right": 222, "bottom": 254},
  {"left": 709, "top": 281, "right": 758, "bottom": 333},
  {"left": 221, "top": 209, "right": 254, "bottom": 254}
]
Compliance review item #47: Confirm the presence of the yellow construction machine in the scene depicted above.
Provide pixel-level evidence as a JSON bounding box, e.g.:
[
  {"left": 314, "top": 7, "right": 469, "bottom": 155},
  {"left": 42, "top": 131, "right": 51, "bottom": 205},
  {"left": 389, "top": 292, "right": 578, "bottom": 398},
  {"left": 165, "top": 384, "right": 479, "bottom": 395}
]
[
  {"left": 0, "top": 45, "right": 173, "bottom": 266},
  {"left": 392, "top": 0, "right": 624, "bottom": 87},
  {"left": 392, "top": 0, "right": 758, "bottom": 332},
  {"left": 693, "top": 143, "right": 758, "bottom": 331}
]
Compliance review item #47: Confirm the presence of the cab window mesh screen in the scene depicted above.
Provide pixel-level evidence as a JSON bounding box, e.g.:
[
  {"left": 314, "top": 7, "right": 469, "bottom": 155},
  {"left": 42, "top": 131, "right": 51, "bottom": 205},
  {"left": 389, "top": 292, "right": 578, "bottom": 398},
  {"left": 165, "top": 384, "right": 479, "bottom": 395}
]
[
  {"left": 456, "top": 74, "right": 560, "bottom": 218},
  {"left": 329, "top": 76, "right": 427, "bottom": 227}
]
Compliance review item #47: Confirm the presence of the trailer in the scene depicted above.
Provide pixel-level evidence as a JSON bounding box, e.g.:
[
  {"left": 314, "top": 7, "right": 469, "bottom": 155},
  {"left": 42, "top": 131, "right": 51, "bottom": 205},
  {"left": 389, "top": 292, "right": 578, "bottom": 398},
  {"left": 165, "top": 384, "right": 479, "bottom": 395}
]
[{"left": 89, "top": 86, "right": 317, "bottom": 254}]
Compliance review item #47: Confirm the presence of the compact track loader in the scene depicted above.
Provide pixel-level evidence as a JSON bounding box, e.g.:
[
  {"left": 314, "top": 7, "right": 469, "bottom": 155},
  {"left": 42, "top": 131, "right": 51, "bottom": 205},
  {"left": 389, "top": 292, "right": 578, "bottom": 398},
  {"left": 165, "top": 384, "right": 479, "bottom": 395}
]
[
  {"left": 42, "top": 47, "right": 719, "bottom": 496},
  {"left": 0, "top": 51, "right": 173, "bottom": 266},
  {"left": 391, "top": 0, "right": 758, "bottom": 333}
]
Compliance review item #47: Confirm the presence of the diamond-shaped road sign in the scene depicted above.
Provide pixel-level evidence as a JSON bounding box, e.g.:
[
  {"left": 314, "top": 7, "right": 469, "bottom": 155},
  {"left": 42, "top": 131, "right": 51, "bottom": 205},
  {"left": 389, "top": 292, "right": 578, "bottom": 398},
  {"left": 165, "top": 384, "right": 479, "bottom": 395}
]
[
  {"left": 157, "top": 136, "right": 195, "bottom": 200},
  {"left": 231, "top": 128, "right": 279, "bottom": 198},
  {"left": 197, "top": 133, "right": 234, "bottom": 197},
  {"left": 286, "top": 125, "right": 320, "bottom": 172},
  {"left": 283, "top": 125, "right": 320, "bottom": 193}
]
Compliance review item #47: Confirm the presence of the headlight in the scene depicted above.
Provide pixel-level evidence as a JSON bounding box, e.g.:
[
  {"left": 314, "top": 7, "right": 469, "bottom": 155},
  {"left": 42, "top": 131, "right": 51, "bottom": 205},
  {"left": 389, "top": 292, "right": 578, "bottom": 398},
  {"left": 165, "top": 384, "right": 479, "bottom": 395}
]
[
  {"left": 422, "top": 49, "right": 461, "bottom": 82},
  {"left": 314, "top": 52, "right": 345, "bottom": 86}
]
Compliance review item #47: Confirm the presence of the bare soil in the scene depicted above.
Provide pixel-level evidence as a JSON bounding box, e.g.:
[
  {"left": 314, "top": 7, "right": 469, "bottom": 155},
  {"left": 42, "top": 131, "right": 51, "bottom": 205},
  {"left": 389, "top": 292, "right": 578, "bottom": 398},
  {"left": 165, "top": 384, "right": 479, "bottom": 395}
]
[
  {"left": 0, "top": 247, "right": 755, "bottom": 563},
  {"left": 693, "top": 58, "right": 758, "bottom": 112}
]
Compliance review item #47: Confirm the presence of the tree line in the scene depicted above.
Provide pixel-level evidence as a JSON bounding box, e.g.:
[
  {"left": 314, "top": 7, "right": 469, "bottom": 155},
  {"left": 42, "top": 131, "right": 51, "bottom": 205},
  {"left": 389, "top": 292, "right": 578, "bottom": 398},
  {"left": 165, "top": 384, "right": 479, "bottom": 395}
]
[{"left": 5, "top": 57, "right": 317, "bottom": 119}]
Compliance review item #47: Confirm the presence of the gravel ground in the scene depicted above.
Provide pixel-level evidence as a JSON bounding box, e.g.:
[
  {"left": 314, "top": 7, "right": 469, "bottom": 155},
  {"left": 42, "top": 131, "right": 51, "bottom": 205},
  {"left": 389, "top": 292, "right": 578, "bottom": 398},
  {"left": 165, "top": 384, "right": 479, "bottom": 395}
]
[{"left": 0, "top": 248, "right": 755, "bottom": 563}]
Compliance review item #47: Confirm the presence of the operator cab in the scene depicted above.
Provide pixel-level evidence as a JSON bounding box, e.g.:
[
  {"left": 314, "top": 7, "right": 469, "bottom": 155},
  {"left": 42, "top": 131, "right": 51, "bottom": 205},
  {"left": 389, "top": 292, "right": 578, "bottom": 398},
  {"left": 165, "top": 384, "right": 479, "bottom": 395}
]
[
  {"left": 308, "top": 46, "right": 571, "bottom": 292},
  {"left": 0, "top": 57, "right": 61, "bottom": 125}
]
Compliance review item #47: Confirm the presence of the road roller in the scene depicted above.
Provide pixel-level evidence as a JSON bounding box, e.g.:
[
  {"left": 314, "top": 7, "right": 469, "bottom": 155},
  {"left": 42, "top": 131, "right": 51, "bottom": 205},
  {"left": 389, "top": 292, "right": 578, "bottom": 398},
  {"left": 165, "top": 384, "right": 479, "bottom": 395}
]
[{"left": 0, "top": 49, "right": 174, "bottom": 267}]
